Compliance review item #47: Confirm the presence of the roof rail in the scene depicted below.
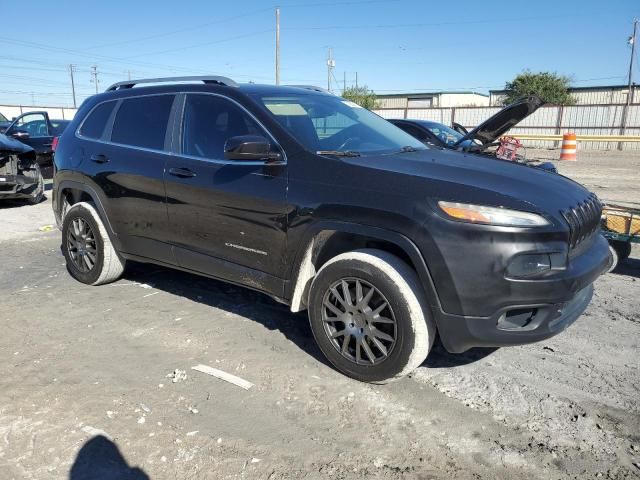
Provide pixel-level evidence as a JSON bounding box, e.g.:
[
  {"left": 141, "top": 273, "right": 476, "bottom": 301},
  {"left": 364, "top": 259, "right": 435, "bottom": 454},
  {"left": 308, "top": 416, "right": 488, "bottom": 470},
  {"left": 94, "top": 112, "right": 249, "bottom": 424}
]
[
  {"left": 287, "top": 85, "right": 333, "bottom": 94},
  {"left": 105, "top": 75, "right": 238, "bottom": 92}
]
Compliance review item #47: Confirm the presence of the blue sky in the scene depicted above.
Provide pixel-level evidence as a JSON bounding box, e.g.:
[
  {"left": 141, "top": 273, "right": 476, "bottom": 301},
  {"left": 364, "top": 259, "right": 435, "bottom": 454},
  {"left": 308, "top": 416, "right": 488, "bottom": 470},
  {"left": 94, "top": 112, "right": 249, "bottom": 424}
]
[{"left": 0, "top": 0, "right": 638, "bottom": 107}]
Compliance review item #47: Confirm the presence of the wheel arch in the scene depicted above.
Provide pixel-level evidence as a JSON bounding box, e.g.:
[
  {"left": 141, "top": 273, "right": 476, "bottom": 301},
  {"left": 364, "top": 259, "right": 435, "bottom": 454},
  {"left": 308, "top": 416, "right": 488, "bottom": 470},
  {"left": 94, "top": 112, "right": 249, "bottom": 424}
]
[
  {"left": 286, "top": 222, "right": 442, "bottom": 315},
  {"left": 56, "top": 180, "right": 120, "bottom": 249}
]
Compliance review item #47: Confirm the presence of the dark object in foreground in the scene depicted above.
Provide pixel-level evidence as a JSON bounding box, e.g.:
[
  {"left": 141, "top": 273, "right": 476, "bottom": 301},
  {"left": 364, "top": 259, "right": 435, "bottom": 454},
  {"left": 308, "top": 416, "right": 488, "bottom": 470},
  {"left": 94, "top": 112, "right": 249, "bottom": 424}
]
[
  {"left": 0, "top": 133, "right": 44, "bottom": 203},
  {"left": 70, "top": 435, "right": 149, "bottom": 480},
  {"left": 52, "top": 77, "right": 609, "bottom": 382}
]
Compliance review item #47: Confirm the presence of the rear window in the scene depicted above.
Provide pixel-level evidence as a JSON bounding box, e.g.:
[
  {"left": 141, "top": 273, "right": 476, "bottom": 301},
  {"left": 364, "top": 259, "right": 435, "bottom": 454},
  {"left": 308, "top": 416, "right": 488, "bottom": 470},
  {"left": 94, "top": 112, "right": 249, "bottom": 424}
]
[
  {"left": 111, "top": 95, "right": 175, "bottom": 150},
  {"left": 79, "top": 101, "right": 116, "bottom": 139}
]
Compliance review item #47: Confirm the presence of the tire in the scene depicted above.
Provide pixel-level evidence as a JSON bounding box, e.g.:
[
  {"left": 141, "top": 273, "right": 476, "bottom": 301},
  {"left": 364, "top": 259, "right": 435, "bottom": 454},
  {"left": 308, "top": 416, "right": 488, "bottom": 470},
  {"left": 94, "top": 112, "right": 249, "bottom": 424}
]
[
  {"left": 308, "top": 249, "right": 435, "bottom": 383},
  {"left": 23, "top": 164, "right": 44, "bottom": 205},
  {"left": 62, "top": 202, "right": 125, "bottom": 285},
  {"left": 608, "top": 240, "right": 631, "bottom": 273}
]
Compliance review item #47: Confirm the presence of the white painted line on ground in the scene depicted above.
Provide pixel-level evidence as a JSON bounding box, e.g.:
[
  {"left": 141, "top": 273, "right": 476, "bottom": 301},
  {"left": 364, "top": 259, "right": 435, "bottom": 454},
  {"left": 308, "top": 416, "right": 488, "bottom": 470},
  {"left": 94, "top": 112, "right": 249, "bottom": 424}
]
[
  {"left": 143, "top": 292, "right": 159, "bottom": 298},
  {"left": 191, "top": 364, "right": 254, "bottom": 390}
]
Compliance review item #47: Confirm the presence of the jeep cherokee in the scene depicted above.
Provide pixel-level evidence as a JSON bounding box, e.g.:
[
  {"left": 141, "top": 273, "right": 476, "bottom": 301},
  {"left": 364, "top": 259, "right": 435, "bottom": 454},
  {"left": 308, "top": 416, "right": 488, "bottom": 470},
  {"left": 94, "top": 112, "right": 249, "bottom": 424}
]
[{"left": 52, "top": 76, "right": 610, "bottom": 382}]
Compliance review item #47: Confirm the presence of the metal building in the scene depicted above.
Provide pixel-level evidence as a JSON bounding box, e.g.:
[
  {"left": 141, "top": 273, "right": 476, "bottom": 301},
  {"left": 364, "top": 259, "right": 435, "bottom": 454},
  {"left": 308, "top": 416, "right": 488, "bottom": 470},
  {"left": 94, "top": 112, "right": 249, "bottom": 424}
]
[
  {"left": 376, "top": 91, "right": 490, "bottom": 109},
  {"left": 489, "top": 84, "right": 639, "bottom": 106}
]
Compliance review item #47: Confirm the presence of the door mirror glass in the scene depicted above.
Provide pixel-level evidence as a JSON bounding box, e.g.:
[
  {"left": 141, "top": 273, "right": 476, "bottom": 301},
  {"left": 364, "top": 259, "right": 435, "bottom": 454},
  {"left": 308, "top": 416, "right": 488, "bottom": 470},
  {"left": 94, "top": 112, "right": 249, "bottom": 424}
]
[{"left": 224, "top": 135, "right": 281, "bottom": 161}]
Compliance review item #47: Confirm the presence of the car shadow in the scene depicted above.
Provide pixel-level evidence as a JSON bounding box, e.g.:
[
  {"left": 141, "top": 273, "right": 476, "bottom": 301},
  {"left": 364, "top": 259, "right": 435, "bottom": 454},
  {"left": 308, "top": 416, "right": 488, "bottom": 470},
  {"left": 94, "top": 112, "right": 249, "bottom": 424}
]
[
  {"left": 422, "top": 336, "right": 498, "bottom": 368},
  {"left": 123, "top": 262, "right": 497, "bottom": 371},
  {"left": 612, "top": 256, "right": 640, "bottom": 278},
  {"left": 123, "top": 262, "right": 330, "bottom": 367},
  {"left": 69, "top": 435, "right": 149, "bottom": 480}
]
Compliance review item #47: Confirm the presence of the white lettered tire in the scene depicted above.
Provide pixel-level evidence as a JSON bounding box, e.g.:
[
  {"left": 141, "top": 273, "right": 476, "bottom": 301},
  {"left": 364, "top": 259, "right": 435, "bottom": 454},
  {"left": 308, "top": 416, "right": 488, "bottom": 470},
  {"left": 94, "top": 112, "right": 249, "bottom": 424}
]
[
  {"left": 62, "top": 202, "right": 125, "bottom": 285},
  {"left": 308, "top": 249, "right": 435, "bottom": 383}
]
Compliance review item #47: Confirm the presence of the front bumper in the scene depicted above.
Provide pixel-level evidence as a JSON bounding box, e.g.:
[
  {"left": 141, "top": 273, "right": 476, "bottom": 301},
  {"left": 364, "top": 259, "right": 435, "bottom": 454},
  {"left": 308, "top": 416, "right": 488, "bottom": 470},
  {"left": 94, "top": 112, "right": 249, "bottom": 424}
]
[
  {"left": 0, "top": 174, "right": 39, "bottom": 200},
  {"left": 429, "top": 233, "right": 611, "bottom": 353},
  {"left": 437, "top": 284, "right": 593, "bottom": 353}
]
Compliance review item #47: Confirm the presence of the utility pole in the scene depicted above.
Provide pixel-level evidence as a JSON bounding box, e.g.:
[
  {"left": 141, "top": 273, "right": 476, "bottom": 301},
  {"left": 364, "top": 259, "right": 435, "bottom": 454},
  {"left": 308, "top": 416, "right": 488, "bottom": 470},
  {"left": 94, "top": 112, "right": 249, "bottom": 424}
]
[
  {"left": 327, "top": 48, "right": 335, "bottom": 92},
  {"left": 275, "top": 7, "right": 281, "bottom": 85},
  {"left": 626, "top": 19, "right": 638, "bottom": 105},
  {"left": 127, "top": 70, "right": 132, "bottom": 81},
  {"left": 343, "top": 71, "right": 346, "bottom": 94},
  {"left": 69, "top": 64, "right": 77, "bottom": 108},
  {"left": 90, "top": 65, "right": 99, "bottom": 94},
  {"left": 355, "top": 71, "right": 358, "bottom": 89},
  {"left": 620, "top": 19, "right": 638, "bottom": 148}
]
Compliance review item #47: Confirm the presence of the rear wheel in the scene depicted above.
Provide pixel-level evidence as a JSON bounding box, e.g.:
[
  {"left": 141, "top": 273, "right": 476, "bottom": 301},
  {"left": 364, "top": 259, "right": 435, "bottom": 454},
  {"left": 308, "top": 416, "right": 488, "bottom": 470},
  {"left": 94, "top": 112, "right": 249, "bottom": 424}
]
[
  {"left": 62, "top": 202, "right": 125, "bottom": 285},
  {"left": 308, "top": 249, "right": 435, "bottom": 383}
]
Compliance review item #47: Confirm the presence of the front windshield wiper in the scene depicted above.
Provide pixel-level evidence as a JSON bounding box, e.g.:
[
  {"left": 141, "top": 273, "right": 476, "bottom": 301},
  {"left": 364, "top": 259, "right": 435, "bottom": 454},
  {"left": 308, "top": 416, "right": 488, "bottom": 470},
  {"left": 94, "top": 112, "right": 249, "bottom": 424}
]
[{"left": 316, "top": 150, "right": 361, "bottom": 157}]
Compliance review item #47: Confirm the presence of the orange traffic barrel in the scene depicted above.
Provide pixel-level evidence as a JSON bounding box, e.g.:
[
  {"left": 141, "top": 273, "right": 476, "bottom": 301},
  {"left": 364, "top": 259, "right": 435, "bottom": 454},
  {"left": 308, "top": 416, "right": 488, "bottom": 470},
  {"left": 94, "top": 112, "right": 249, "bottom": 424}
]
[{"left": 560, "top": 132, "right": 577, "bottom": 161}]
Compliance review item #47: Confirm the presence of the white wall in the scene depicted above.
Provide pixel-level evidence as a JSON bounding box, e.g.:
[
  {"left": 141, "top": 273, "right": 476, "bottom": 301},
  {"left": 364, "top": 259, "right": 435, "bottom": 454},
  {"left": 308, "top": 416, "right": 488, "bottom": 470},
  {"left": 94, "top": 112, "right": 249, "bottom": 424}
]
[
  {"left": 375, "top": 104, "right": 640, "bottom": 150},
  {"left": 0, "top": 105, "right": 78, "bottom": 121}
]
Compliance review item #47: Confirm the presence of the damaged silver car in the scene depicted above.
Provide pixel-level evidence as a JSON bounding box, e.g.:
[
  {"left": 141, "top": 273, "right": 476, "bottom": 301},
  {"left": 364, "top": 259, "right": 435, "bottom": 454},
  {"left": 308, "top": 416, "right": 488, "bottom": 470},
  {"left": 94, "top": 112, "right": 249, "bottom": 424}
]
[{"left": 0, "top": 133, "right": 44, "bottom": 204}]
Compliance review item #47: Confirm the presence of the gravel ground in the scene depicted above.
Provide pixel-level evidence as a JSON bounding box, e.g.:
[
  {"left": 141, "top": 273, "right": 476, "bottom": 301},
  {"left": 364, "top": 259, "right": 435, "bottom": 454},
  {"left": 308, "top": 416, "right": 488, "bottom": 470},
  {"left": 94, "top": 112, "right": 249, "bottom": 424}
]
[{"left": 0, "top": 164, "right": 639, "bottom": 479}]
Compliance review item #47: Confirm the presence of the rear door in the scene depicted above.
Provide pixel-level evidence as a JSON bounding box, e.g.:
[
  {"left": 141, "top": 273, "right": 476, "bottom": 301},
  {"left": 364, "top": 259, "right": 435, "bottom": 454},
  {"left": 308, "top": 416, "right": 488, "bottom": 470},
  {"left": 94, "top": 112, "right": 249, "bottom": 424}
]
[
  {"left": 164, "top": 93, "right": 288, "bottom": 293},
  {"left": 80, "top": 94, "right": 177, "bottom": 262}
]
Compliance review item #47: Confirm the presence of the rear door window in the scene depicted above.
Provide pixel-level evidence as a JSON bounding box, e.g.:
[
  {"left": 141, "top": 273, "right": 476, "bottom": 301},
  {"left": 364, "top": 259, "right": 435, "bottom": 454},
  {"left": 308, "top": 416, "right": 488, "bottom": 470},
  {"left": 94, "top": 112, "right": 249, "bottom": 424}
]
[
  {"left": 79, "top": 101, "right": 116, "bottom": 139},
  {"left": 181, "top": 94, "right": 263, "bottom": 160},
  {"left": 111, "top": 95, "right": 175, "bottom": 150}
]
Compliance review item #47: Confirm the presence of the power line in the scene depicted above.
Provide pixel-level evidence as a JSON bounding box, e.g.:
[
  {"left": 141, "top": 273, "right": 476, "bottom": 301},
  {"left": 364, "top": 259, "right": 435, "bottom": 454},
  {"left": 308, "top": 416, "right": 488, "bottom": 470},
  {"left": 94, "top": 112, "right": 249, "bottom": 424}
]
[{"left": 283, "top": 11, "right": 627, "bottom": 31}]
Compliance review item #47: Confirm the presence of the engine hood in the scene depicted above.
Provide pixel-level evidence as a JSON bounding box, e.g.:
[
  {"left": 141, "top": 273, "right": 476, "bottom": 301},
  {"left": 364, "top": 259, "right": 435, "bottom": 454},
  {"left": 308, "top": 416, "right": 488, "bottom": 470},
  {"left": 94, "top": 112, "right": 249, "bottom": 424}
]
[
  {"left": 350, "top": 148, "right": 591, "bottom": 218},
  {"left": 454, "top": 95, "right": 544, "bottom": 148},
  {"left": 0, "top": 133, "right": 34, "bottom": 154}
]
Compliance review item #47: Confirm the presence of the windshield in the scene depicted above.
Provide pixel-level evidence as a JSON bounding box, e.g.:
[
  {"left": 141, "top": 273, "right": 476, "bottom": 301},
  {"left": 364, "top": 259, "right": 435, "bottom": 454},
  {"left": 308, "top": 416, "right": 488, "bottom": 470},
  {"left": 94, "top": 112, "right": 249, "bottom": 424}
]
[
  {"left": 422, "top": 122, "right": 465, "bottom": 147},
  {"left": 252, "top": 92, "right": 427, "bottom": 155},
  {"left": 0, "top": 112, "right": 7, "bottom": 122}
]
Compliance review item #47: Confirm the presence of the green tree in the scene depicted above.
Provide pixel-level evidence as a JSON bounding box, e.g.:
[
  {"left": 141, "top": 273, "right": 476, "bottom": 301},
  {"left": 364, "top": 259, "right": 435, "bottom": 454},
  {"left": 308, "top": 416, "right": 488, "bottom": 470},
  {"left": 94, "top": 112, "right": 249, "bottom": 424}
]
[
  {"left": 503, "top": 71, "right": 575, "bottom": 105},
  {"left": 342, "top": 86, "right": 379, "bottom": 110}
]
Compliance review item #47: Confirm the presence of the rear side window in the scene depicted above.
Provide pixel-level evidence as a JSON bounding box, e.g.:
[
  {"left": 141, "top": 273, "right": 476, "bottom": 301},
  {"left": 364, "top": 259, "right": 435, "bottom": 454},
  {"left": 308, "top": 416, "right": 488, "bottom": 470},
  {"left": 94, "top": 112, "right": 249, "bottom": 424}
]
[
  {"left": 79, "top": 102, "right": 116, "bottom": 139},
  {"left": 111, "top": 95, "right": 175, "bottom": 150},
  {"left": 181, "top": 94, "right": 263, "bottom": 159}
]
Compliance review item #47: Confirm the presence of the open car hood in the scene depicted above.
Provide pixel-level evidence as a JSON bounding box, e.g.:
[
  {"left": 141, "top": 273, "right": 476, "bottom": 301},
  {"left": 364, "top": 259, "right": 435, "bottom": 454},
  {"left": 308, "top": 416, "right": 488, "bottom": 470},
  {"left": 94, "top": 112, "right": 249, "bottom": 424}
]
[{"left": 453, "top": 95, "right": 544, "bottom": 148}]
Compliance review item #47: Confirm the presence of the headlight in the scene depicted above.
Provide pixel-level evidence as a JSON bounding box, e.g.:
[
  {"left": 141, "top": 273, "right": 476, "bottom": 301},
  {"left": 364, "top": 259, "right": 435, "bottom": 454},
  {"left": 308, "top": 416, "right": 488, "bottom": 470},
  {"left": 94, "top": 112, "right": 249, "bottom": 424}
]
[{"left": 438, "top": 201, "right": 549, "bottom": 227}]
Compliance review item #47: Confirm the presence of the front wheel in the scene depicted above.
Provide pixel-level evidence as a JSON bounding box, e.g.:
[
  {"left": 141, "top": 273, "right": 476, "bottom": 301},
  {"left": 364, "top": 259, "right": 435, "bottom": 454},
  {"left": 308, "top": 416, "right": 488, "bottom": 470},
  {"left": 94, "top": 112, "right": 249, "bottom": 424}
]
[
  {"left": 24, "top": 164, "right": 44, "bottom": 205},
  {"left": 308, "top": 249, "right": 435, "bottom": 383}
]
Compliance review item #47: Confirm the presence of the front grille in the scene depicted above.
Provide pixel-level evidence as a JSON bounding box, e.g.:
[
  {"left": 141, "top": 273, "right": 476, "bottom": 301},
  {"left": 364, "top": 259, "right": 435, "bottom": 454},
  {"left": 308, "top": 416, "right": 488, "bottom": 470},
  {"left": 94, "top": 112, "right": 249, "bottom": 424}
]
[{"left": 561, "top": 194, "right": 602, "bottom": 249}]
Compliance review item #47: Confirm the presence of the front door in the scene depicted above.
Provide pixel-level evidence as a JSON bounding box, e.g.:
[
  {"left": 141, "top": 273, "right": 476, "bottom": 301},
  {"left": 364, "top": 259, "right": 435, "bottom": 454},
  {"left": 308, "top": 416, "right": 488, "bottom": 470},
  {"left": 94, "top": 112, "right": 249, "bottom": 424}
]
[
  {"left": 5, "top": 112, "right": 53, "bottom": 161},
  {"left": 164, "top": 93, "right": 288, "bottom": 294}
]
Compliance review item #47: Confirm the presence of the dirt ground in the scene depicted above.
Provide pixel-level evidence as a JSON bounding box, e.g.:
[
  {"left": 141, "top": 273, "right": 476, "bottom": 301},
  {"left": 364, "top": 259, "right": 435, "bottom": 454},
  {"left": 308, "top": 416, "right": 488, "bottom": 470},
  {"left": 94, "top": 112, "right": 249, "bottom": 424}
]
[{"left": 0, "top": 163, "right": 639, "bottom": 480}]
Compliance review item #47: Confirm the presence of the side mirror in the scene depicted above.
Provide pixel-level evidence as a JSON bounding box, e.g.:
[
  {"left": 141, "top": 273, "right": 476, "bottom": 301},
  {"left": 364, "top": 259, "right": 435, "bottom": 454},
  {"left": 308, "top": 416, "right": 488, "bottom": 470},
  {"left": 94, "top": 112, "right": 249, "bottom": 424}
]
[
  {"left": 224, "top": 135, "right": 281, "bottom": 162},
  {"left": 11, "top": 130, "right": 30, "bottom": 140}
]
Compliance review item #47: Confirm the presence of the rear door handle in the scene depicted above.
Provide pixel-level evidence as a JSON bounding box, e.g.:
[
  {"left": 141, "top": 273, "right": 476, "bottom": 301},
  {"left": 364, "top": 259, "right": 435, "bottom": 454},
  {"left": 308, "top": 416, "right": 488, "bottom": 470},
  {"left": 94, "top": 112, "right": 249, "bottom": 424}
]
[
  {"left": 90, "top": 154, "right": 109, "bottom": 164},
  {"left": 168, "top": 167, "right": 197, "bottom": 178}
]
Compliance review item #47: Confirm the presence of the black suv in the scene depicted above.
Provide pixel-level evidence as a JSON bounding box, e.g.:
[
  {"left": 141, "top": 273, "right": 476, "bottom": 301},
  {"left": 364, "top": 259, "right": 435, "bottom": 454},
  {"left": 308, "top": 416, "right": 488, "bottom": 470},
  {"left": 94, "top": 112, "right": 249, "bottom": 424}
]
[{"left": 52, "top": 77, "right": 610, "bottom": 382}]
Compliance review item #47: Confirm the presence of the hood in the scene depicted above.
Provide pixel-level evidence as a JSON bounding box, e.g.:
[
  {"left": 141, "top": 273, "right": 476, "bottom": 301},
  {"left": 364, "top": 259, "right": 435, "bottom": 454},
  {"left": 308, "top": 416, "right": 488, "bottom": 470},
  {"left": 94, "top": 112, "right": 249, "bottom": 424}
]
[
  {"left": 454, "top": 95, "right": 544, "bottom": 148},
  {"left": 0, "top": 133, "right": 34, "bottom": 154},
  {"left": 347, "top": 148, "right": 591, "bottom": 218}
]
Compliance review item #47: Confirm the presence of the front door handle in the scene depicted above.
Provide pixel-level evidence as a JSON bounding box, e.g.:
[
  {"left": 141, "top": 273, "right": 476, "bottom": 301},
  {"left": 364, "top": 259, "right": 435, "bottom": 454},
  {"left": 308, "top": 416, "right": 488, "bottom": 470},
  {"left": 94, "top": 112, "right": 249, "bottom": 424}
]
[
  {"left": 168, "top": 167, "right": 197, "bottom": 178},
  {"left": 90, "top": 154, "right": 109, "bottom": 164}
]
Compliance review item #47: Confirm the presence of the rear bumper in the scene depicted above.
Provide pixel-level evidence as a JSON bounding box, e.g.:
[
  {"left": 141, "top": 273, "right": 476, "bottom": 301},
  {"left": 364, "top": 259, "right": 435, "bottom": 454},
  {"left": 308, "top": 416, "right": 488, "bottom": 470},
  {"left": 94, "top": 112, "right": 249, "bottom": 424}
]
[{"left": 437, "top": 284, "right": 593, "bottom": 353}]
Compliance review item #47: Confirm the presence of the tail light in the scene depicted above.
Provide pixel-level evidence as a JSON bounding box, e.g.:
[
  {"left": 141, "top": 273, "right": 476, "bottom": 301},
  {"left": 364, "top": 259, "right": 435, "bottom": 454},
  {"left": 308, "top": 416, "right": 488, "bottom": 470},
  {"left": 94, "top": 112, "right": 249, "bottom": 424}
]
[{"left": 51, "top": 136, "right": 59, "bottom": 152}]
